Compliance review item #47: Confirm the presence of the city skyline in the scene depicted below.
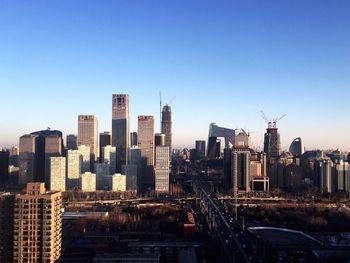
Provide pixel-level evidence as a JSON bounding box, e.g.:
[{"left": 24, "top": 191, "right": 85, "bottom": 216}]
[{"left": 1, "top": 1, "right": 350, "bottom": 150}]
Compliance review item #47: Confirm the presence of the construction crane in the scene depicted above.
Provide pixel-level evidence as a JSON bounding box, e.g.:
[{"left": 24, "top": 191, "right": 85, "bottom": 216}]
[{"left": 261, "top": 110, "right": 286, "bottom": 129}]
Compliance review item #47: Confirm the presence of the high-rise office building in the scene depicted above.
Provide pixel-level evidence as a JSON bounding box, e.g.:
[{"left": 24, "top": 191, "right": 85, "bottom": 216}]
[
  {"left": 99, "top": 131, "right": 112, "bottom": 163},
  {"left": 138, "top": 115, "right": 155, "bottom": 189},
  {"left": 112, "top": 94, "right": 130, "bottom": 172},
  {"left": 45, "top": 135, "right": 63, "bottom": 189},
  {"left": 122, "top": 164, "right": 138, "bottom": 191},
  {"left": 19, "top": 134, "right": 37, "bottom": 185},
  {"left": 95, "top": 162, "right": 110, "bottom": 190},
  {"left": 0, "top": 149, "right": 10, "bottom": 183},
  {"left": 103, "top": 145, "right": 117, "bottom": 174},
  {"left": 78, "top": 145, "right": 91, "bottom": 173},
  {"left": 232, "top": 150, "right": 251, "bottom": 193},
  {"left": 49, "top": 157, "right": 66, "bottom": 192},
  {"left": 66, "top": 134, "right": 77, "bottom": 150},
  {"left": 13, "top": 183, "right": 62, "bottom": 263},
  {"left": 112, "top": 173, "right": 126, "bottom": 191},
  {"left": 30, "top": 129, "right": 64, "bottom": 184},
  {"left": 195, "top": 140, "right": 206, "bottom": 160},
  {"left": 161, "top": 105, "right": 172, "bottom": 158},
  {"left": 289, "top": 137, "right": 305, "bottom": 157},
  {"left": 155, "top": 146, "right": 170, "bottom": 193},
  {"left": 0, "top": 192, "right": 15, "bottom": 263},
  {"left": 315, "top": 159, "right": 333, "bottom": 194},
  {"left": 78, "top": 115, "right": 98, "bottom": 162},
  {"left": 129, "top": 147, "right": 142, "bottom": 190},
  {"left": 130, "top": 132, "right": 138, "bottom": 147},
  {"left": 66, "top": 150, "right": 82, "bottom": 190},
  {"left": 81, "top": 172, "right": 96, "bottom": 191}
]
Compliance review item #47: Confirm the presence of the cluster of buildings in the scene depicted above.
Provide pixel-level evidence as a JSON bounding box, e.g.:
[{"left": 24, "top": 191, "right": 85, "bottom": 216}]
[
  {"left": 0, "top": 94, "right": 172, "bottom": 194},
  {"left": 190, "top": 121, "right": 350, "bottom": 195}
]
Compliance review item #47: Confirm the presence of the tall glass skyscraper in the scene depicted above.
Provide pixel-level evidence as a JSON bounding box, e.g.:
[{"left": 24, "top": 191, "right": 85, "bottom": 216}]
[{"left": 112, "top": 94, "right": 130, "bottom": 172}]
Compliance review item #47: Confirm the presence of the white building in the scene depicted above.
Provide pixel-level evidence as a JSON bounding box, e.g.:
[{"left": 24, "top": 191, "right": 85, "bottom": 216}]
[
  {"left": 112, "top": 173, "right": 126, "bottom": 191},
  {"left": 49, "top": 157, "right": 66, "bottom": 192},
  {"left": 122, "top": 164, "right": 137, "bottom": 191},
  {"left": 67, "top": 150, "right": 82, "bottom": 190},
  {"left": 103, "top": 145, "right": 117, "bottom": 174},
  {"left": 154, "top": 146, "right": 170, "bottom": 193},
  {"left": 78, "top": 145, "right": 91, "bottom": 173},
  {"left": 81, "top": 172, "right": 96, "bottom": 191}
]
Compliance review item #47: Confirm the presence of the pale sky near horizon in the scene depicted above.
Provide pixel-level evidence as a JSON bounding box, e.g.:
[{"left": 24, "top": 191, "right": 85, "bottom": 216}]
[{"left": 1, "top": 1, "right": 349, "bottom": 151}]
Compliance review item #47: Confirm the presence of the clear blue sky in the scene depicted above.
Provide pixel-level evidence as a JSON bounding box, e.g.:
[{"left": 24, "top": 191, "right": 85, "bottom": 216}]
[{"left": 1, "top": 0, "right": 349, "bottom": 150}]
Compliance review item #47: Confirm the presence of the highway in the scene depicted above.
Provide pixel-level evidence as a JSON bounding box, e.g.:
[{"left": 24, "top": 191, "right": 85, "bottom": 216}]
[{"left": 193, "top": 182, "right": 259, "bottom": 263}]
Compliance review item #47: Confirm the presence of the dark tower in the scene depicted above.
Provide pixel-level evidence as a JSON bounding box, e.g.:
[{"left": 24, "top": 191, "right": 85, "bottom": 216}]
[
  {"left": 112, "top": 94, "right": 130, "bottom": 172},
  {"left": 161, "top": 105, "right": 172, "bottom": 158},
  {"left": 99, "top": 131, "right": 112, "bottom": 163},
  {"left": 0, "top": 149, "right": 10, "bottom": 183},
  {"left": 30, "top": 129, "right": 64, "bottom": 185}
]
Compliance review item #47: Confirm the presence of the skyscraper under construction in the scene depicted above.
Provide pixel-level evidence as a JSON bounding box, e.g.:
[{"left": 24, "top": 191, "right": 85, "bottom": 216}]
[
  {"left": 161, "top": 105, "right": 172, "bottom": 158},
  {"left": 261, "top": 111, "right": 285, "bottom": 160}
]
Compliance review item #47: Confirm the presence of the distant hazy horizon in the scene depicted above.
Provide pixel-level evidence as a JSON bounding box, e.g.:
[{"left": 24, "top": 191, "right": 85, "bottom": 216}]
[{"left": 1, "top": 1, "right": 349, "bottom": 151}]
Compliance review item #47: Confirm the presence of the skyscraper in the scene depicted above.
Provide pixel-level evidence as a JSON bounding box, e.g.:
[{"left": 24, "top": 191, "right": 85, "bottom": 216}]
[
  {"left": 49, "top": 157, "right": 66, "bottom": 192},
  {"left": 130, "top": 132, "right": 138, "bottom": 147},
  {"left": 95, "top": 162, "right": 110, "bottom": 190},
  {"left": 129, "top": 147, "right": 142, "bottom": 190},
  {"left": 155, "top": 146, "right": 170, "bottom": 193},
  {"left": 122, "top": 164, "right": 138, "bottom": 191},
  {"left": 77, "top": 115, "right": 98, "bottom": 162},
  {"left": 138, "top": 115, "right": 154, "bottom": 189},
  {"left": 13, "top": 183, "right": 62, "bottom": 263},
  {"left": 30, "top": 129, "right": 64, "bottom": 184},
  {"left": 195, "top": 140, "right": 206, "bottom": 160},
  {"left": 66, "top": 134, "right": 77, "bottom": 150},
  {"left": 99, "top": 131, "right": 112, "bottom": 163},
  {"left": 66, "top": 150, "right": 82, "bottom": 190},
  {"left": 315, "top": 159, "right": 333, "bottom": 194},
  {"left": 232, "top": 149, "right": 251, "bottom": 193},
  {"left": 112, "top": 94, "right": 130, "bottom": 172},
  {"left": 0, "top": 149, "right": 10, "bottom": 183},
  {"left": 45, "top": 135, "right": 63, "bottom": 189},
  {"left": 161, "top": 105, "right": 172, "bottom": 159},
  {"left": 289, "top": 137, "right": 305, "bottom": 157},
  {"left": 263, "top": 126, "right": 281, "bottom": 159},
  {"left": 19, "top": 134, "right": 37, "bottom": 185}
]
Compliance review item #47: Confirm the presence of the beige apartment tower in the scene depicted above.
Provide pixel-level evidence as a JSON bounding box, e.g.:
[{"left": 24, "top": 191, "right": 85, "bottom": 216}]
[
  {"left": 155, "top": 146, "right": 170, "bottom": 193},
  {"left": 13, "top": 183, "right": 62, "bottom": 263},
  {"left": 77, "top": 115, "right": 98, "bottom": 162}
]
